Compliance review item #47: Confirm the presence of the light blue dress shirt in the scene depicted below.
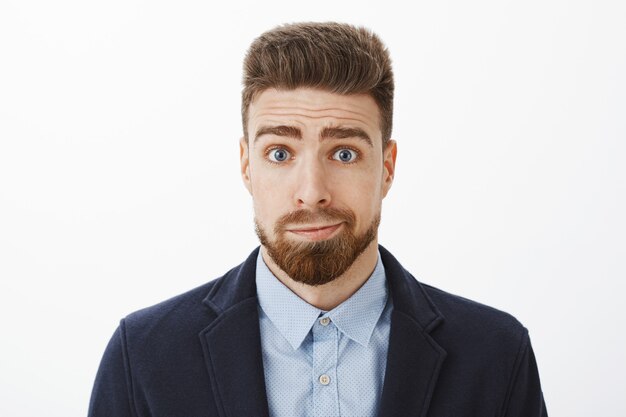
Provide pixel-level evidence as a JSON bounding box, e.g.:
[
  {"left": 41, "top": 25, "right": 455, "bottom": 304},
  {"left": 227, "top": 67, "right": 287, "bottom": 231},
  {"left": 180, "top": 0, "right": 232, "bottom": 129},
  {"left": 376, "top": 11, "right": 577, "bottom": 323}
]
[{"left": 255, "top": 251, "right": 393, "bottom": 417}]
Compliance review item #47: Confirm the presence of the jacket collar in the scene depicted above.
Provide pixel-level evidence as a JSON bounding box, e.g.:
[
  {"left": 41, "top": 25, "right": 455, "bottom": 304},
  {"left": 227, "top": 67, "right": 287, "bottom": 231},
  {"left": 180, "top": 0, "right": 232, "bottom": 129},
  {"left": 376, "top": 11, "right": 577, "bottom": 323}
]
[{"left": 199, "top": 245, "right": 447, "bottom": 417}]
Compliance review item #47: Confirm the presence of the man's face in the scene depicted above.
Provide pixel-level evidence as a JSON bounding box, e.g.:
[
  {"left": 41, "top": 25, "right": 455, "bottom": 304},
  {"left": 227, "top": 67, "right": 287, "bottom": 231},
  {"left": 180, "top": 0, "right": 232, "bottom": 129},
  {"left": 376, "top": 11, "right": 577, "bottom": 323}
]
[{"left": 240, "top": 88, "right": 396, "bottom": 285}]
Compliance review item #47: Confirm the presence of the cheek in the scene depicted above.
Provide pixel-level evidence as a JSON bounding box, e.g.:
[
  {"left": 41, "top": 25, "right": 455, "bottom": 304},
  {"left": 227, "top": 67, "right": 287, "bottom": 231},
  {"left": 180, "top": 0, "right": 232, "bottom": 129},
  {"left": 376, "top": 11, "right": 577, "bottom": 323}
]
[
  {"left": 330, "top": 170, "right": 383, "bottom": 216},
  {"left": 250, "top": 169, "right": 290, "bottom": 224}
]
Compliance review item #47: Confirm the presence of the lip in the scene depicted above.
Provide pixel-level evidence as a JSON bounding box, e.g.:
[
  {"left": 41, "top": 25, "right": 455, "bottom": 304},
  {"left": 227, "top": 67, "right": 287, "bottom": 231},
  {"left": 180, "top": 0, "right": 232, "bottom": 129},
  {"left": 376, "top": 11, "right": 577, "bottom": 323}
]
[{"left": 287, "top": 222, "right": 343, "bottom": 241}]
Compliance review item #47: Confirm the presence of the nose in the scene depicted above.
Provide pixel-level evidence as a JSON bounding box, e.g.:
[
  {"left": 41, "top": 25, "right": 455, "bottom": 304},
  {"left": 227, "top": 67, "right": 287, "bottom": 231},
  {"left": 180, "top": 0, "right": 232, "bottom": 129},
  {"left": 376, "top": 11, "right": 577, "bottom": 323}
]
[{"left": 293, "top": 155, "right": 331, "bottom": 209}]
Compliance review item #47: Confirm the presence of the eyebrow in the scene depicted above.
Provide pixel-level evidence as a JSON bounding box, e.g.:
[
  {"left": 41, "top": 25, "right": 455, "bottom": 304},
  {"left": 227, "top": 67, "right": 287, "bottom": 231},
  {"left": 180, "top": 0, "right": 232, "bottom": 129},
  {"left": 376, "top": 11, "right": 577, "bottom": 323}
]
[
  {"left": 320, "top": 126, "right": 373, "bottom": 147},
  {"left": 254, "top": 125, "right": 373, "bottom": 147},
  {"left": 255, "top": 125, "right": 302, "bottom": 142}
]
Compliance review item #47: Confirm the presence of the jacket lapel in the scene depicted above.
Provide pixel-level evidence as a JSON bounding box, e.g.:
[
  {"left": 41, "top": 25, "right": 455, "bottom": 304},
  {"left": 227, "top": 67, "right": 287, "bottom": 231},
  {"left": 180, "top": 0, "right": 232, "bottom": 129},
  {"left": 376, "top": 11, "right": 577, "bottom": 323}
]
[
  {"left": 198, "top": 248, "right": 270, "bottom": 417},
  {"left": 377, "top": 246, "right": 448, "bottom": 417}
]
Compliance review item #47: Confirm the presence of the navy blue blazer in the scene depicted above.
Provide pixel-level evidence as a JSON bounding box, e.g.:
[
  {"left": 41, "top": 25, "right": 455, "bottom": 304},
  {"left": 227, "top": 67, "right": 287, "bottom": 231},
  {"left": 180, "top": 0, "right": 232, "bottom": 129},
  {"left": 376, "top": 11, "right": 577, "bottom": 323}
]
[{"left": 89, "top": 246, "right": 547, "bottom": 417}]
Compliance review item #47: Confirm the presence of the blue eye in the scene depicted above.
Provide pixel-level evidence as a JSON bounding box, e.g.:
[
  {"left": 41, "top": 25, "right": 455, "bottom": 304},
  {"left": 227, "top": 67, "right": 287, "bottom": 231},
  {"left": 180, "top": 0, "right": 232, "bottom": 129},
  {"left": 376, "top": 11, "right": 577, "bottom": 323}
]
[
  {"left": 268, "top": 148, "right": 291, "bottom": 163},
  {"left": 332, "top": 148, "right": 357, "bottom": 163}
]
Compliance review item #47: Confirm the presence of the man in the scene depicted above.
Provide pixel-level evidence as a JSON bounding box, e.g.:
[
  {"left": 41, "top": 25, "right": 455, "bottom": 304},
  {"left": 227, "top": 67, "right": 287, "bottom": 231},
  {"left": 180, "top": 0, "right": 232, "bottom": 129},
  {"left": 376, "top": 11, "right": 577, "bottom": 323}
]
[{"left": 89, "top": 22, "right": 547, "bottom": 417}]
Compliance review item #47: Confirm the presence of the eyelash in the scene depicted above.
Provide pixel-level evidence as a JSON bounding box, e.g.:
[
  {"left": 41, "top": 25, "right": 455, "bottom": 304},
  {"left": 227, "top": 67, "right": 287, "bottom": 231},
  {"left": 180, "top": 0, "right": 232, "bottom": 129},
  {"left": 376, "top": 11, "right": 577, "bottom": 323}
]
[
  {"left": 264, "top": 146, "right": 293, "bottom": 165},
  {"left": 331, "top": 146, "right": 360, "bottom": 164},
  {"left": 264, "top": 146, "right": 361, "bottom": 165}
]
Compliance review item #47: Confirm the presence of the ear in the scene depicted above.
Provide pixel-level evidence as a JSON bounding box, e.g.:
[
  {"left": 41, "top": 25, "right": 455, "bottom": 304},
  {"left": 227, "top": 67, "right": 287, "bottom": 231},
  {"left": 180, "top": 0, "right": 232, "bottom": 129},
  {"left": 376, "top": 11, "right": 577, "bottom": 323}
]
[
  {"left": 239, "top": 137, "right": 252, "bottom": 194},
  {"left": 381, "top": 139, "right": 397, "bottom": 198}
]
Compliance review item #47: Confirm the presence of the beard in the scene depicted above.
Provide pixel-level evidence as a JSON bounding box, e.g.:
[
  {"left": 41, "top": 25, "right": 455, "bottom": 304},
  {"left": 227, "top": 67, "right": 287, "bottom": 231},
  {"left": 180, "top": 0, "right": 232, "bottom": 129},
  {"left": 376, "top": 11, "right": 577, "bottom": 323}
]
[{"left": 255, "top": 207, "right": 380, "bottom": 286}]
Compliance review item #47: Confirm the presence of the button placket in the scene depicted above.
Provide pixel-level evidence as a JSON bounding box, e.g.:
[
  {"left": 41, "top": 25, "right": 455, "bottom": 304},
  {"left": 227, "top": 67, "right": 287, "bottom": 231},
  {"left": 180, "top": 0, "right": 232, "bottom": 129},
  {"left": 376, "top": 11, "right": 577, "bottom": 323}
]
[{"left": 312, "top": 315, "right": 339, "bottom": 416}]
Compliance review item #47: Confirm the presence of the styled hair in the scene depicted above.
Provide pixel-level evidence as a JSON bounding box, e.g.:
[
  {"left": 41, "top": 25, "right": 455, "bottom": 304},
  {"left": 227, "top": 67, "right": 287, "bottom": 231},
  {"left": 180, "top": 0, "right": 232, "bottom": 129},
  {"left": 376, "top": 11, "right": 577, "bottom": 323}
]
[{"left": 241, "top": 22, "right": 394, "bottom": 147}]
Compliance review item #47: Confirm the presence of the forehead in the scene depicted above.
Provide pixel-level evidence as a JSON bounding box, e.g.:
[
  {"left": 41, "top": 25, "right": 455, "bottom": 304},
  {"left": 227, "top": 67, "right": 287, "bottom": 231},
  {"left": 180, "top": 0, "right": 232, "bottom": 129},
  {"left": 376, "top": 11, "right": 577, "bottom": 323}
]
[{"left": 248, "top": 88, "right": 382, "bottom": 142}]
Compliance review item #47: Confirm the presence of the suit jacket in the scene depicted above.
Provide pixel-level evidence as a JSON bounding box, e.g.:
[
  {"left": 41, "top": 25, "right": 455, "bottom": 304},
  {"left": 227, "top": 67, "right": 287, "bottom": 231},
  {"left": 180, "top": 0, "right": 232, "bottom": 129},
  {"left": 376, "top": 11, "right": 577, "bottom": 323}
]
[{"left": 89, "top": 245, "right": 547, "bottom": 417}]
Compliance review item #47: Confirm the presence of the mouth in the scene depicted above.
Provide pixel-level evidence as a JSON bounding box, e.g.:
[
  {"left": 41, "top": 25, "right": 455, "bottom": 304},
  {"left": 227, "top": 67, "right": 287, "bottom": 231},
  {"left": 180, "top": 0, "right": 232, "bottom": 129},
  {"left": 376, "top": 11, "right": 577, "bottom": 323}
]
[{"left": 287, "top": 222, "right": 343, "bottom": 241}]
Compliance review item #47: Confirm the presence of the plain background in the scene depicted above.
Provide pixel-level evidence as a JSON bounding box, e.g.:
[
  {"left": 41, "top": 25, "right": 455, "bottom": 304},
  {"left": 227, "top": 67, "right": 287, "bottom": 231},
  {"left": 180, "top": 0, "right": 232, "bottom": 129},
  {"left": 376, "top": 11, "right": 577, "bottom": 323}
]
[{"left": 1, "top": 0, "right": 624, "bottom": 416}]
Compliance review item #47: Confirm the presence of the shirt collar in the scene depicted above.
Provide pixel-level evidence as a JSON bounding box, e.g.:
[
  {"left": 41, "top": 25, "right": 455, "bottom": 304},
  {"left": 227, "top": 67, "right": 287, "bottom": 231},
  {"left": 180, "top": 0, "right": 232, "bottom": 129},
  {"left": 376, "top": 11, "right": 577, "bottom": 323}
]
[{"left": 255, "top": 250, "right": 388, "bottom": 350}]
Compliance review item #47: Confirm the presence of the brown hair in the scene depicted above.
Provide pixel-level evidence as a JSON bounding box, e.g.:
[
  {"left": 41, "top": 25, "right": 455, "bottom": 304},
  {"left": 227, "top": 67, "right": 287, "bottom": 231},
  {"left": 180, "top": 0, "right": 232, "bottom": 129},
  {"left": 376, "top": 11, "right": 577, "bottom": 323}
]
[{"left": 241, "top": 22, "right": 394, "bottom": 147}]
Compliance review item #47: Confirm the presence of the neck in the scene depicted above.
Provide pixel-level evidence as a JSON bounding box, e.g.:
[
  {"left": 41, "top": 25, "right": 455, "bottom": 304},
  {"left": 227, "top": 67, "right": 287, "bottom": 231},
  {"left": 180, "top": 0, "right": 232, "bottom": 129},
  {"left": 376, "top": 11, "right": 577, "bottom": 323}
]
[{"left": 260, "top": 240, "right": 379, "bottom": 311}]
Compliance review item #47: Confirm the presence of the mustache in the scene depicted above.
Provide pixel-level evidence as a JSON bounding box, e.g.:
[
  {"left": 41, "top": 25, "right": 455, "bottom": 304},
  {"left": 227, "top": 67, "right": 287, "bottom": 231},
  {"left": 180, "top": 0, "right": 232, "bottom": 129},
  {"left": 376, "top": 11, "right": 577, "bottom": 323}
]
[{"left": 274, "top": 207, "right": 356, "bottom": 233}]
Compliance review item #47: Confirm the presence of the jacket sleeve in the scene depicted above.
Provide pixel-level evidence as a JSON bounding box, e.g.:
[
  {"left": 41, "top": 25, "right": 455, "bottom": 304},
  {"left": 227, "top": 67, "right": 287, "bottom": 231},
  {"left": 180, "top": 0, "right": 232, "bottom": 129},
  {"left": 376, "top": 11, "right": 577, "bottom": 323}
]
[
  {"left": 501, "top": 334, "right": 548, "bottom": 417},
  {"left": 88, "top": 321, "right": 136, "bottom": 417}
]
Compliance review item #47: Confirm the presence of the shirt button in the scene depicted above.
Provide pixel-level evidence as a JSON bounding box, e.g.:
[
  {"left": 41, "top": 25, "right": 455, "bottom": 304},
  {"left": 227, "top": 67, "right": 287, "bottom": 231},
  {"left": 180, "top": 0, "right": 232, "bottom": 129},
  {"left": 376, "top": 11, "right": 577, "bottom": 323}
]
[
  {"left": 319, "top": 374, "right": 331, "bottom": 385},
  {"left": 319, "top": 317, "right": 331, "bottom": 326}
]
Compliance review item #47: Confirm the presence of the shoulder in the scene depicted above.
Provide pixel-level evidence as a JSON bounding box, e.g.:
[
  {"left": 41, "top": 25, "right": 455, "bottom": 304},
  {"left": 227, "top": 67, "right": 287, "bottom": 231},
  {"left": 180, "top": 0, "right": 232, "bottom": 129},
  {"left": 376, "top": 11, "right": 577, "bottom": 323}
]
[
  {"left": 422, "top": 282, "right": 526, "bottom": 334},
  {"left": 380, "top": 245, "right": 527, "bottom": 346},
  {"left": 410, "top": 280, "right": 546, "bottom": 413},
  {"left": 109, "top": 273, "right": 234, "bottom": 385},
  {"left": 121, "top": 256, "right": 247, "bottom": 333},
  {"left": 418, "top": 280, "right": 529, "bottom": 360},
  {"left": 123, "top": 279, "right": 219, "bottom": 333},
  {"left": 115, "top": 279, "right": 221, "bottom": 362},
  {"left": 118, "top": 249, "right": 259, "bottom": 351}
]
